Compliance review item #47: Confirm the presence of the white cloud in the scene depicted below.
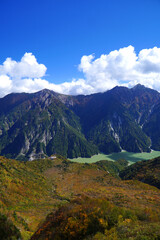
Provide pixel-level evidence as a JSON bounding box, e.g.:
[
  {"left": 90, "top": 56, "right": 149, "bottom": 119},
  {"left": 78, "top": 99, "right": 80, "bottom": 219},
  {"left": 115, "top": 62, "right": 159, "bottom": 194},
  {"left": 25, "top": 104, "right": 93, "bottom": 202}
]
[
  {"left": 0, "top": 53, "right": 49, "bottom": 97},
  {"left": 136, "top": 47, "right": 160, "bottom": 73},
  {"left": 1, "top": 46, "right": 160, "bottom": 97},
  {"left": 0, "top": 75, "right": 12, "bottom": 97},
  {"left": 78, "top": 45, "right": 160, "bottom": 92},
  {"left": 0, "top": 53, "right": 46, "bottom": 78}
]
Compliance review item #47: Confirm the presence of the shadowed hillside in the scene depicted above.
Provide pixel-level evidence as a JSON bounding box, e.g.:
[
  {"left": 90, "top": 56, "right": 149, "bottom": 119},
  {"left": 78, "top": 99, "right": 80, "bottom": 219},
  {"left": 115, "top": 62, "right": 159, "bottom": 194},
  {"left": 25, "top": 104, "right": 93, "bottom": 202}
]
[{"left": 120, "top": 157, "right": 160, "bottom": 189}]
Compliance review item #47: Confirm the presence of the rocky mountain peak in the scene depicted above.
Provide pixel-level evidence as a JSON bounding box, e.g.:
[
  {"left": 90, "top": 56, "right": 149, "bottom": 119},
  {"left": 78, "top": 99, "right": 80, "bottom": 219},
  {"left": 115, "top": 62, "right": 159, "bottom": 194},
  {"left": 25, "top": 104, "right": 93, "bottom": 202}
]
[{"left": 132, "top": 83, "right": 146, "bottom": 90}]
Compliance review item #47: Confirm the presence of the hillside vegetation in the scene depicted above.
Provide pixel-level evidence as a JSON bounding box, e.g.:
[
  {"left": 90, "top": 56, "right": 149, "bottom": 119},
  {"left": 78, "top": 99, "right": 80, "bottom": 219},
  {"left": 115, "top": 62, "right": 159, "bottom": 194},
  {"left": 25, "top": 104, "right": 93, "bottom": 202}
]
[
  {"left": 0, "top": 213, "right": 22, "bottom": 240},
  {"left": 0, "top": 155, "right": 160, "bottom": 239},
  {"left": 0, "top": 156, "right": 60, "bottom": 239},
  {"left": 31, "top": 196, "right": 160, "bottom": 240},
  {"left": 120, "top": 157, "right": 160, "bottom": 189}
]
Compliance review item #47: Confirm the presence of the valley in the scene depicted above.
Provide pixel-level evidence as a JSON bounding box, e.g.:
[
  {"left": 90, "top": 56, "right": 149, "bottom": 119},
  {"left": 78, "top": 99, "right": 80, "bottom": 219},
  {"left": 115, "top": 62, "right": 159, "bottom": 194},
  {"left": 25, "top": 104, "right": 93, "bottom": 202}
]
[
  {"left": 0, "top": 85, "right": 160, "bottom": 239},
  {"left": 1, "top": 1, "right": 160, "bottom": 239},
  {"left": 0, "top": 0, "right": 160, "bottom": 240}
]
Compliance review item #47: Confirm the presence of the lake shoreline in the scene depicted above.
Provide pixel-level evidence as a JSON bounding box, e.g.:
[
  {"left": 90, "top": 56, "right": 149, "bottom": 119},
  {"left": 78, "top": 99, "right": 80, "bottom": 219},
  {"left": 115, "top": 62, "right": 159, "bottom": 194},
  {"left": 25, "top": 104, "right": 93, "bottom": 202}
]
[{"left": 69, "top": 151, "right": 160, "bottom": 164}]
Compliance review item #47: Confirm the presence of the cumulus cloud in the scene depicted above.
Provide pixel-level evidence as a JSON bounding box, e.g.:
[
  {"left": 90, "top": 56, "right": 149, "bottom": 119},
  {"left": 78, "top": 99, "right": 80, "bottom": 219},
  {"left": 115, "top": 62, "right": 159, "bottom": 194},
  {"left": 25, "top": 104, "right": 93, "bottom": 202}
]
[
  {"left": 0, "top": 53, "right": 49, "bottom": 97},
  {"left": 78, "top": 46, "right": 160, "bottom": 92},
  {"left": 0, "top": 75, "right": 12, "bottom": 97},
  {"left": 0, "top": 53, "right": 46, "bottom": 78},
  {"left": 1, "top": 46, "right": 160, "bottom": 97}
]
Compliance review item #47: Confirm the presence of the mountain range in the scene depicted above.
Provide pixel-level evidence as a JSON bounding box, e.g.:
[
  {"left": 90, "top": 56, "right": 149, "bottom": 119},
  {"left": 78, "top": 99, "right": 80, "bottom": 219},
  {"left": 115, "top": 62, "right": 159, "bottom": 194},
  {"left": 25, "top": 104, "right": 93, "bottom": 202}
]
[{"left": 0, "top": 84, "right": 160, "bottom": 160}]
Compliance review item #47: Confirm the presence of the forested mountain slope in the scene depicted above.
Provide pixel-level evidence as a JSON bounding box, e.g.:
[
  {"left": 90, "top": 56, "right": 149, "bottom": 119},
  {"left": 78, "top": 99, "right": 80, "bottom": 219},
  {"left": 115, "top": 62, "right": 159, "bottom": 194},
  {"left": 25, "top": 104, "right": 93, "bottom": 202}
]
[{"left": 0, "top": 84, "right": 160, "bottom": 160}]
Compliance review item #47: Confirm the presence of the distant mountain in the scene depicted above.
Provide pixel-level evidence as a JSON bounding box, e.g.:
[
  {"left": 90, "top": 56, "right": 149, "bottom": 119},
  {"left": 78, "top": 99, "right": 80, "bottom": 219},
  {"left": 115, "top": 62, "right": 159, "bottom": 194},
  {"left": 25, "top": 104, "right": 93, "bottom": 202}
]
[
  {"left": 119, "top": 157, "right": 160, "bottom": 189},
  {"left": 0, "top": 84, "right": 160, "bottom": 160}
]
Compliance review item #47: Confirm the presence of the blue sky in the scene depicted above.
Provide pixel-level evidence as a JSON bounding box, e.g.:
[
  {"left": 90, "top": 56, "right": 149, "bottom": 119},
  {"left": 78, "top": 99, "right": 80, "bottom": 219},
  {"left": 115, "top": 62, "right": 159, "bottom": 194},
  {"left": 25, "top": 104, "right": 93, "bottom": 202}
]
[{"left": 0, "top": 0, "right": 160, "bottom": 96}]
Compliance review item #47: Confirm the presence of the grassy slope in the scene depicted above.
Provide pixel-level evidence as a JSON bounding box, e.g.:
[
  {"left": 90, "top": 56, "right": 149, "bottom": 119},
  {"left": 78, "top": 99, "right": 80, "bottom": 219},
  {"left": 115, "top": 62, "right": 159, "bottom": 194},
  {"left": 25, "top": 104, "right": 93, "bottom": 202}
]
[{"left": 0, "top": 155, "right": 160, "bottom": 239}]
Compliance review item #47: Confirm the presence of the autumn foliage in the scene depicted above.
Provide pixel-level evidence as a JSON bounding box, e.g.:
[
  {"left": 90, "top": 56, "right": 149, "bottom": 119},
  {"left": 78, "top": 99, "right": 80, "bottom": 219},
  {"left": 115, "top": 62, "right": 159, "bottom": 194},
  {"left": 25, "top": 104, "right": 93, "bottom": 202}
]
[{"left": 31, "top": 196, "right": 160, "bottom": 240}]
